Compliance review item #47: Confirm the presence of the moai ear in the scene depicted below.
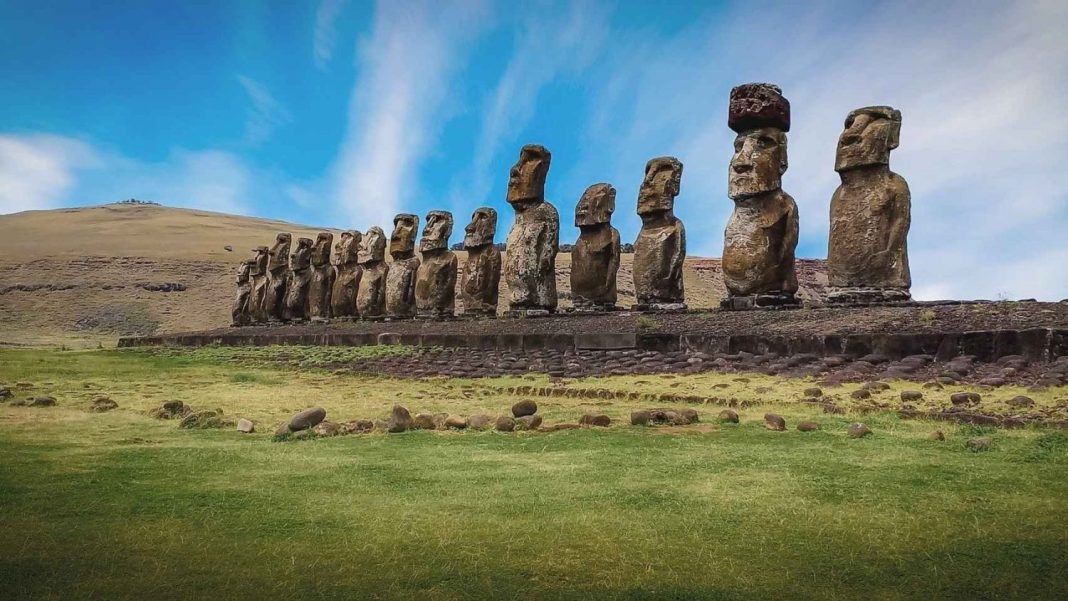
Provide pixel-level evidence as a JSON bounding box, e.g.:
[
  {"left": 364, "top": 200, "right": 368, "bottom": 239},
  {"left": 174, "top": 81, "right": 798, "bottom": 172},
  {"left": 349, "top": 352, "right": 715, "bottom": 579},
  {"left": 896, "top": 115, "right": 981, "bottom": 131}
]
[
  {"left": 779, "top": 134, "right": 789, "bottom": 176},
  {"left": 886, "top": 111, "right": 902, "bottom": 151}
]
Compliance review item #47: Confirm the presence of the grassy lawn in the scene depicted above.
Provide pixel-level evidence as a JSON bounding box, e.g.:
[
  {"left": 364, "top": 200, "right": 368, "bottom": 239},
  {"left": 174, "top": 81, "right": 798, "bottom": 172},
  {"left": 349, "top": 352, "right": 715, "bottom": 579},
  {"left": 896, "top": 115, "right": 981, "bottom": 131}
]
[{"left": 1, "top": 347, "right": 1066, "bottom": 600}]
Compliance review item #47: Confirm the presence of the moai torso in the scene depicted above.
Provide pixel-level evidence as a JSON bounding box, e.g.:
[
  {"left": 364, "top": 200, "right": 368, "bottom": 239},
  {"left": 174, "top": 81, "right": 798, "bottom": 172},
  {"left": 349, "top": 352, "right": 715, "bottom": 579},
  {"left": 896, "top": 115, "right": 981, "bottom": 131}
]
[
  {"left": 249, "top": 247, "right": 269, "bottom": 323},
  {"left": 264, "top": 233, "right": 292, "bottom": 321},
  {"left": 231, "top": 260, "right": 253, "bottom": 326},
  {"left": 385, "top": 214, "right": 419, "bottom": 318},
  {"left": 284, "top": 238, "right": 313, "bottom": 321},
  {"left": 828, "top": 106, "right": 911, "bottom": 295},
  {"left": 460, "top": 207, "right": 501, "bottom": 316},
  {"left": 415, "top": 210, "right": 457, "bottom": 318},
  {"left": 307, "top": 232, "right": 335, "bottom": 320},
  {"left": 331, "top": 232, "right": 361, "bottom": 319},
  {"left": 356, "top": 227, "right": 387, "bottom": 318},
  {"left": 503, "top": 145, "right": 559, "bottom": 312},
  {"left": 571, "top": 183, "right": 620, "bottom": 308},
  {"left": 633, "top": 158, "right": 686, "bottom": 306}
]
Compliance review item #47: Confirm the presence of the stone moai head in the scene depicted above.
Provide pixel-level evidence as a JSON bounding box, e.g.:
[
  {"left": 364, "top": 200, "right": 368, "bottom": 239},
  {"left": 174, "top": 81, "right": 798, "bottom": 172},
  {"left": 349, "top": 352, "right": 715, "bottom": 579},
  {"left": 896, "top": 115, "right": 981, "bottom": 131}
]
[
  {"left": 335, "top": 231, "right": 360, "bottom": 266},
  {"left": 358, "top": 226, "right": 386, "bottom": 264},
  {"left": 311, "top": 232, "right": 333, "bottom": 267},
  {"left": 506, "top": 144, "right": 551, "bottom": 209},
  {"left": 835, "top": 106, "right": 902, "bottom": 172},
  {"left": 267, "top": 233, "right": 292, "bottom": 271},
  {"left": 420, "top": 210, "right": 454, "bottom": 252},
  {"left": 576, "top": 183, "right": 616, "bottom": 227},
  {"left": 390, "top": 214, "right": 419, "bottom": 259},
  {"left": 237, "top": 259, "right": 254, "bottom": 283},
  {"left": 464, "top": 207, "right": 497, "bottom": 248},
  {"left": 290, "top": 237, "right": 313, "bottom": 270},
  {"left": 250, "top": 246, "right": 269, "bottom": 276},
  {"left": 637, "top": 158, "right": 682, "bottom": 216},
  {"left": 728, "top": 83, "right": 790, "bottom": 201}
]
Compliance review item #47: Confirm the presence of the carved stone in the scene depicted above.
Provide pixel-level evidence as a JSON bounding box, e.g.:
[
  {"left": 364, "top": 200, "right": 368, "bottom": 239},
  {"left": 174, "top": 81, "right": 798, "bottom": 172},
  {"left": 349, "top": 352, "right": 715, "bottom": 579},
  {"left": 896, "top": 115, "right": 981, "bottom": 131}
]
[
  {"left": 827, "top": 106, "right": 911, "bottom": 304},
  {"left": 248, "top": 246, "right": 269, "bottom": 323},
  {"left": 571, "top": 183, "right": 620, "bottom": 310},
  {"left": 263, "top": 233, "right": 292, "bottom": 322},
  {"left": 633, "top": 158, "right": 686, "bottom": 310},
  {"left": 460, "top": 207, "right": 501, "bottom": 316},
  {"left": 503, "top": 144, "right": 558, "bottom": 314},
  {"left": 231, "top": 259, "right": 254, "bottom": 326},
  {"left": 386, "top": 214, "right": 420, "bottom": 318},
  {"left": 356, "top": 226, "right": 387, "bottom": 319},
  {"left": 283, "top": 237, "right": 313, "bottom": 322},
  {"left": 722, "top": 83, "right": 798, "bottom": 309},
  {"left": 415, "top": 210, "right": 457, "bottom": 318},
  {"left": 307, "top": 232, "right": 334, "bottom": 322},
  {"left": 330, "top": 231, "right": 361, "bottom": 319}
]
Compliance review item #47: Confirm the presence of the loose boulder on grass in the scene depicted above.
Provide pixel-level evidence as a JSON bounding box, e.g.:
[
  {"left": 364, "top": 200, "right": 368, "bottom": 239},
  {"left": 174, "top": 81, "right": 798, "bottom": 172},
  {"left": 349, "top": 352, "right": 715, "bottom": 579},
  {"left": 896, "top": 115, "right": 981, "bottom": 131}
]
[
  {"left": 511, "top": 400, "right": 538, "bottom": 418},
  {"left": 468, "top": 414, "right": 492, "bottom": 430},
  {"left": 514, "top": 415, "right": 543, "bottom": 431},
  {"left": 900, "top": 391, "right": 923, "bottom": 402},
  {"left": 313, "top": 421, "right": 340, "bottom": 437},
  {"left": 495, "top": 415, "right": 516, "bottom": 432},
  {"left": 951, "top": 392, "right": 981, "bottom": 406},
  {"left": 180, "top": 409, "right": 230, "bottom": 429},
  {"left": 412, "top": 413, "right": 436, "bottom": 430},
  {"left": 445, "top": 415, "right": 468, "bottom": 429},
  {"left": 847, "top": 423, "right": 872, "bottom": 438},
  {"left": 30, "top": 395, "right": 57, "bottom": 407},
  {"left": 90, "top": 395, "right": 118, "bottom": 412},
  {"left": 1007, "top": 396, "right": 1034, "bottom": 408},
  {"left": 718, "top": 409, "right": 740, "bottom": 424},
  {"left": 388, "top": 405, "right": 412, "bottom": 433},
  {"left": 236, "top": 418, "right": 255, "bottom": 433},
  {"left": 151, "top": 400, "right": 189, "bottom": 419},
  {"left": 289, "top": 407, "right": 327, "bottom": 431},
  {"left": 928, "top": 430, "right": 945, "bottom": 441},
  {"left": 764, "top": 413, "right": 786, "bottom": 431},
  {"left": 966, "top": 436, "right": 993, "bottom": 452},
  {"left": 579, "top": 413, "right": 611, "bottom": 427},
  {"left": 631, "top": 409, "right": 652, "bottom": 426},
  {"left": 797, "top": 421, "right": 820, "bottom": 432}
]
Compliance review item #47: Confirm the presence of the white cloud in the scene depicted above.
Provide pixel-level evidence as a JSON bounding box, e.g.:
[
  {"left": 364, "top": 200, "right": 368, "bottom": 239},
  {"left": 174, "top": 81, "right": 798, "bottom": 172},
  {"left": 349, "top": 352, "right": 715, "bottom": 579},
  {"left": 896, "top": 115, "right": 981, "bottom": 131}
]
[
  {"left": 0, "top": 133, "right": 100, "bottom": 214},
  {"left": 314, "top": 0, "right": 349, "bottom": 70},
  {"left": 237, "top": 75, "right": 292, "bottom": 146}
]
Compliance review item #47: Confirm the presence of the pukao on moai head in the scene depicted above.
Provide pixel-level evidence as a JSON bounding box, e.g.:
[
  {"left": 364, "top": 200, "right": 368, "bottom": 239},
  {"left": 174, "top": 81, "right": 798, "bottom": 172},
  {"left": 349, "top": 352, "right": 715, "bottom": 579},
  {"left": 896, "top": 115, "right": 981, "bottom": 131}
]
[
  {"left": 460, "top": 207, "right": 501, "bottom": 316},
  {"left": 231, "top": 258, "right": 254, "bottom": 327},
  {"left": 263, "top": 232, "right": 292, "bottom": 322},
  {"left": 356, "top": 226, "right": 387, "bottom": 318},
  {"left": 827, "top": 106, "right": 911, "bottom": 303},
  {"left": 385, "top": 214, "right": 420, "bottom": 318},
  {"left": 283, "top": 237, "right": 314, "bottom": 322},
  {"left": 415, "top": 210, "right": 457, "bottom": 318},
  {"left": 633, "top": 158, "right": 686, "bottom": 309},
  {"left": 307, "top": 232, "right": 334, "bottom": 322},
  {"left": 572, "top": 183, "right": 621, "bottom": 310},
  {"left": 504, "top": 144, "right": 559, "bottom": 314},
  {"left": 330, "top": 231, "right": 361, "bottom": 319},
  {"left": 721, "top": 83, "right": 799, "bottom": 308}
]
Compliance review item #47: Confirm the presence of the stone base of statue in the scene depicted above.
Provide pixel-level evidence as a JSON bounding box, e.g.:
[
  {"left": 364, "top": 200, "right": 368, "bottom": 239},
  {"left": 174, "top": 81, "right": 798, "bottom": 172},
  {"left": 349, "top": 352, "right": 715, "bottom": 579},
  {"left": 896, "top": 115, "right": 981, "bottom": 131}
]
[
  {"left": 309, "top": 316, "right": 329, "bottom": 324},
  {"left": 631, "top": 302, "right": 688, "bottom": 313},
  {"left": 721, "top": 292, "right": 799, "bottom": 310},
  {"left": 461, "top": 309, "right": 498, "bottom": 318},
  {"left": 825, "top": 287, "right": 911, "bottom": 305},
  {"left": 567, "top": 301, "right": 622, "bottom": 314},
  {"left": 359, "top": 315, "right": 386, "bottom": 322},
  {"left": 417, "top": 310, "right": 455, "bottom": 321},
  {"left": 506, "top": 309, "right": 553, "bottom": 318}
]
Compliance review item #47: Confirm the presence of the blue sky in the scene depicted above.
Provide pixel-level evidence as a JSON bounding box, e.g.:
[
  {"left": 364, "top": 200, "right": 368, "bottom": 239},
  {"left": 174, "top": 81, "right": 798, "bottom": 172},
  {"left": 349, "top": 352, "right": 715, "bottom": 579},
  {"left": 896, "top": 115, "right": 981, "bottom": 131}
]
[{"left": 2, "top": 0, "right": 1067, "bottom": 300}]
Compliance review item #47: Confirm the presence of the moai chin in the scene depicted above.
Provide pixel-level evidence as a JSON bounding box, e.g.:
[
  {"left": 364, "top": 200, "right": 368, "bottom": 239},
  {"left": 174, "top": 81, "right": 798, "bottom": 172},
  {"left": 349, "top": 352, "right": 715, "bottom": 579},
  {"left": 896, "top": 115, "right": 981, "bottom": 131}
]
[
  {"left": 571, "top": 183, "right": 621, "bottom": 311},
  {"left": 386, "top": 213, "right": 420, "bottom": 318},
  {"left": 231, "top": 258, "right": 254, "bottom": 327},
  {"left": 827, "top": 106, "right": 911, "bottom": 304},
  {"left": 721, "top": 83, "right": 799, "bottom": 309},
  {"left": 415, "top": 210, "right": 458, "bottom": 318},
  {"left": 356, "top": 226, "right": 387, "bottom": 319},
  {"left": 264, "top": 232, "right": 292, "bottom": 323},
  {"left": 249, "top": 246, "right": 270, "bottom": 323},
  {"left": 633, "top": 158, "right": 686, "bottom": 310},
  {"left": 460, "top": 207, "right": 502, "bottom": 316},
  {"left": 307, "top": 232, "right": 335, "bottom": 322},
  {"left": 284, "top": 237, "right": 314, "bottom": 322},
  {"left": 330, "top": 231, "right": 361, "bottom": 319},
  {"left": 503, "top": 144, "right": 559, "bottom": 315}
]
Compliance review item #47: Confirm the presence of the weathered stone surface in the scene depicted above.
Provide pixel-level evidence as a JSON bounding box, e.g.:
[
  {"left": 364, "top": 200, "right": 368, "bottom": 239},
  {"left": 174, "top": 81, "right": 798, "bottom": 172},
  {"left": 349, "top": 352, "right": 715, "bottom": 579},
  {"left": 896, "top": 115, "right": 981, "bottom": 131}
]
[
  {"left": 314, "top": 421, "right": 340, "bottom": 437},
  {"left": 928, "top": 430, "right": 945, "bottom": 441},
  {"left": 236, "top": 418, "right": 255, "bottom": 433},
  {"left": 718, "top": 409, "right": 740, "bottom": 423},
  {"left": 248, "top": 246, "right": 270, "bottom": 323},
  {"left": 388, "top": 404, "right": 412, "bottom": 433},
  {"left": 90, "top": 395, "right": 118, "bottom": 412},
  {"left": 951, "top": 392, "right": 981, "bottom": 406},
  {"left": 515, "top": 414, "right": 543, "bottom": 430},
  {"left": 804, "top": 387, "right": 823, "bottom": 398},
  {"left": 764, "top": 413, "right": 786, "bottom": 430},
  {"left": 231, "top": 258, "right": 254, "bottom": 326},
  {"left": 283, "top": 237, "right": 313, "bottom": 321},
  {"left": 966, "top": 436, "right": 993, "bottom": 452},
  {"left": 341, "top": 419, "right": 375, "bottom": 434},
  {"left": 415, "top": 211, "right": 457, "bottom": 318},
  {"left": 1007, "top": 395, "right": 1034, "bottom": 408},
  {"left": 330, "top": 231, "right": 361, "bottom": 319},
  {"left": 511, "top": 399, "right": 538, "bottom": 417},
  {"left": 579, "top": 413, "right": 611, "bottom": 427},
  {"left": 30, "top": 395, "right": 56, "bottom": 407},
  {"left": 412, "top": 413, "right": 436, "bottom": 430},
  {"left": 356, "top": 227, "right": 387, "bottom": 319},
  {"left": 722, "top": 84, "right": 798, "bottom": 305},
  {"left": 631, "top": 409, "right": 652, "bottom": 426},
  {"left": 851, "top": 389, "right": 871, "bottom": 400},
  {"left": 307, "top": 232, "right": 335, "bottom": 321},
  {"left": 827, "top": 106, "right": 911, "bottom": 303},
  {"left": 504, "top": 144, "right": 559, "bottom": 312},
  {"left": 386, "top": 214, "right": 419, "bottom": 318},
  {"left": 900, "top": 390, "right": 924, "bottom": 402},
  {"left": 634, "top": 157, "right": 685, "bottom": 307},
  {"left": 445, "top": 414, "right": 468, "bottom": 429},
  {"left": 495, "top": 415, "right": 516, "bottom": 432},
  {"left": 460, "top": 208, "right": 501, "bottom": 316},
  {"left": 468, "top": 414, "right": 492, "bottom": 430},
  {"left": 263, "top": 233, "right": 292, "bottom": 322},
  {"left": 289, "top": 407, "right": 327, "bottom": 432},
  {"left": 847, "top": 422, "right": 872, "bottom": 438},
  {"left": 797, "top": 420, "right": 820, "bottom": 432},
  {"left": 572, "top": 183, "right": 620, "bottom": 309}
]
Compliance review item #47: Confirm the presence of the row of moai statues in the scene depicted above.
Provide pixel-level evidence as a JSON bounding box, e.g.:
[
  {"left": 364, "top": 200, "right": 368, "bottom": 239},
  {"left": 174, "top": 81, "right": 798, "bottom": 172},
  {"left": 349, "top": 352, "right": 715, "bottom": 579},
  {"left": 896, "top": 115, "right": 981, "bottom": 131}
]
[{"left": 231, "top": 82, "right": 911, "bottom": 324}]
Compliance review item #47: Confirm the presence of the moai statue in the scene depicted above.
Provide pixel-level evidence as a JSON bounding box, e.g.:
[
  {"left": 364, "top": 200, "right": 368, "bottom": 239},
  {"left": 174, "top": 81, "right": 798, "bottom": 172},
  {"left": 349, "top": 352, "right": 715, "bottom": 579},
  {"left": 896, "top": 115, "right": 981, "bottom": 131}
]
[
  {"left": 415, "top": 210, "right": 458, "bottom": 318},
  {"left": 231, "top": 259, "right": 254, "bottom": 326},
  {"left": 460, "top": 207, "right": 502, "bottom": 316},
  {"left": 307, "top": 232, "right": 335, "bottom": 322},
  {"left": 356, "top": 226, "right": 387, "bottom": 319},
  {"left": 721, "top": 83, "right": 799, "bottom": 309},
  {"left": 503, "top": 144, "right": 559, "bottom": 315},
  {"left": 283, "top": 237, "right": 313, "bottom": 322},
  {"left": 827, "top": 106, "right": 911, "bottom": 303},
  {"left": 248, "top": 246, "right": 269, "bottom": 323},
  {"left": 330, "top": 231, "right": 361, "bottom": 319},
  {"left": 263, "top": 233, "right": 292, "bottom": 323},
  {"left": 572, "top": 183, "right": 621, "bottom": 311},
  {"left": 385, "top": 214, "right": 420, "bottom": 318},
  {"left": 633, "top": 158, "right": 686, "bottom": 310}
]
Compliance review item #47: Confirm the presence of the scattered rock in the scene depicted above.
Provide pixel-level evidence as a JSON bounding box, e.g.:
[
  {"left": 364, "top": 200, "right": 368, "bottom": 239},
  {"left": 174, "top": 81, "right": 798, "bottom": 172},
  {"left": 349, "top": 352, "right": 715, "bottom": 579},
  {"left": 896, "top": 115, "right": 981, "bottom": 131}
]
[
  {"left": 900, "top": 390, "right": 923, "bottom": 402},
  {"left": 803, "top": 387, "right": 822, "bottom": 398},
  {"left": 445, "top": 415, "right": 468, "bottom": 429},
  {"left": 950, "top": 392, "right": 981, "bottom": 406},
  {"left": 236, "top": 418, "right": 255, "bottom": 433},
  {"left": 0, "top": 386, "right": 12, "bottom": 399},
  {"left": 412, "top": 413, "right": 436, "bottom": 430},
  {"left": 862, "top": 381, "right": 890, "bottom": 392},
  {"left": 579, "top": 413, "right": 611, "bottom": 427},
  {"left": 928, "top": 430, "right": 945, "bottom": 441},
  {"left": 388, "top": 405, "right": 412, "bottom": 433},
  {"left": 514, "top": 415, "right": 543, "bottom": 431},
  {"left": 674, "top": 408, "right": 699, "bottom": 425},
  {"left": 90, "top": 395, "right": 118, "bottom": 412},
  {"left": 468, "top": 414, "right": 492, "bottom": 430},
  {"left": 289, "top": 407, "right": 327, "bottom": 432},
  {"left": 764, "top": 413, "right": 786, "bottom": 431},
  {"left": 495, "top": 415, "right": 516, "bottom": 432},
  {"left": 30, "top": 395, "right": 56, "bottom": 407},
  {"left": 1007, "top": 395, "right": 1034, "bottom": 408},
  {"left": 511, "top": 399, "right": 538, "bottom": 417},
  {"left": 313, "top": 421, "right": 340, "bottom": 437},
  {"left": 718, "top": 409, "right": 739, "bottom": 424},
  {"left": 822, "top": 403, "right": 845, "bottom": 415},
  {"left": 631, "top": 409, "right": 652, "bottom": 426},
  {"left": 966, "top": 436, "right": 993, "bottom": 452},
  {"left": 850, "top": 389, "right": 871, "bottom": 400},
  {"left": 180, "top": 409, "right": 227, "bottom": 429},
  {"left": 341, "top": 419, "right": 375, "bottom": 434},
  {"left": 432, "top": 413, "right": 448, "bottom": 430},
  {"left": 797, "top": 421, "right": 820, "bottom": 432},
  {"left": 847, "top": 423, "right": 872, "bottom": 438},
  {"left": 541, "top": 423, "right": 581, "bottom": 432},
  {"left": 922, "top": 381, "right": 944, "bottom": 390}
]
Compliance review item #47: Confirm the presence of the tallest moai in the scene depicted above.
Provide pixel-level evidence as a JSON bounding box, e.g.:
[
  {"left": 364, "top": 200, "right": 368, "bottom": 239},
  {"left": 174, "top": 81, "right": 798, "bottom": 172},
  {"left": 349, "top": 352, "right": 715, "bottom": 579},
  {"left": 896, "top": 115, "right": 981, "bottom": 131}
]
[{"left": 503, "top": 144, "right": 559, "bottom": 315}]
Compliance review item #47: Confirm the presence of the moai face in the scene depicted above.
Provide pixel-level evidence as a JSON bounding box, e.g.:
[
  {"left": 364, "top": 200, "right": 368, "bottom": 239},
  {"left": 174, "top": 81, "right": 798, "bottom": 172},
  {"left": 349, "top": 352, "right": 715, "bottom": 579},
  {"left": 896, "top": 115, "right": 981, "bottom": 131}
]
[
  {"left": 420, "top": 210, "right": 454, "bottom": 252},
  {"left": 290, "top": 237, "right": 313, "bottom": 270},
  {"left": 835, "top": 106, "right": 901, "bottom": 172},
  {"left": 506, "top": 144, "right": 551, "bottom": 209},
  {"left": 637, "top": 158, "right": 682, "bottom": 216},
  {"left": 236, "top": 259, "right": 253, "bottom": 284},
  {"left": 311, "top": 232, "right": 333, "bottom": 267},
  {"left": 358, "top": 227, "right": 386, "bottom": 264},
  {"left": 267, "top": 233, "right": 292, "bottom": 271},
  {"left": 464, "top": 207, "right": 497, "bottom": 248},
  {"left": 728, "top": 128, "right": 787, "bottom": 200},
  {"left": 335, "top": 231, "right": 357, "bottom": 266},
  {"left": 390, "top": 214, "right": 419, "bottom": 258},
  {"left": 576, "top": 183, "right": 616, "bottom": 227},
  {"left": 250, "top": 246, "right": 269, "bottom": 276}
]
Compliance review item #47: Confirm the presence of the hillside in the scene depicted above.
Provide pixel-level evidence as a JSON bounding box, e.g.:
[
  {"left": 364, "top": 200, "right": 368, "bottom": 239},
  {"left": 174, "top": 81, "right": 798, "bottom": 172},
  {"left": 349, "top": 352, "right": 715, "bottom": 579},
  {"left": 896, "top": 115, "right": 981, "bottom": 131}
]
[{"left": 0, "top": 202, "right": 827, "bottom": 346}]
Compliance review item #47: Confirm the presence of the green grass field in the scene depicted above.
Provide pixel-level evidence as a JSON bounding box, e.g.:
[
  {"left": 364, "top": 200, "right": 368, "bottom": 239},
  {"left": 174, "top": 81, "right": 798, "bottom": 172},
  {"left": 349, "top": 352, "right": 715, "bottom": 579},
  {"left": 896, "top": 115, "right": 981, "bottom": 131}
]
[{"left": 1, "top": 347, "right": 1066, "bottom": 600}]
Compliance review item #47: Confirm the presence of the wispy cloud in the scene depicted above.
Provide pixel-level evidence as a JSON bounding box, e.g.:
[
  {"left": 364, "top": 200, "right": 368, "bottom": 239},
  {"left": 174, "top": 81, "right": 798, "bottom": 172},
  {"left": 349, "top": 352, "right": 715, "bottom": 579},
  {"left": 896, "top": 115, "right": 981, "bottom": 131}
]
[
  {"left": 0, "top": 133, "right": 100, "bottom": 214},
  {"left": 314, "top": 0, "right": 349, "bottom": 70},
  {"left": 237, "top": 75, "right": 292, "bottom": 146}
]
